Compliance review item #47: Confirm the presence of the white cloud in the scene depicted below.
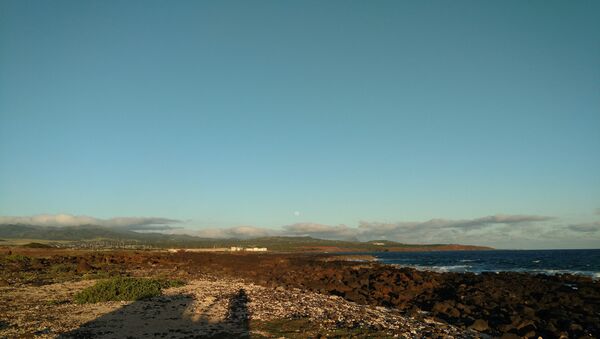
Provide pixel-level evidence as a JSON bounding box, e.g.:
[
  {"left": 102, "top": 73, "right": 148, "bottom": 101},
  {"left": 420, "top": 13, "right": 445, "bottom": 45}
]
[
  {"left": 3, "top": 213, "right": 598, "bottom": 248},
  {"left": 0, "top": 214, "right": 181, "bottom": 230},
  {"left": 190, "top": 215, "right": 556, "bottom": 243},
  {"left": 192, "top": 226, "right": 271, "bottom": 239},
  {"left": 568, "top": 222, "right": 600, "bottom": 233},
  {"left": 356, "top": 215, "right": 556, "bottom": 244},
  {"left": 282, "top": 223, "right": 358, "bottom": 240}
]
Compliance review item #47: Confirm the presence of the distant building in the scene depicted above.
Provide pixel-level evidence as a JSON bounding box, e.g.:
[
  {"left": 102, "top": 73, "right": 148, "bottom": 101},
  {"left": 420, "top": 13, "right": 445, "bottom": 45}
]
[
  {"left": 230, "top": 246, "right": 244, "bottom": 251},
  {"left": 245, "top": 247, "right": 267, "bottom": 252},
  {"left": 372, "top": 242, "right": 385, "bottom": 246},
  {"left": 167, "top": 248, "right": 229, "bottom": 252}
]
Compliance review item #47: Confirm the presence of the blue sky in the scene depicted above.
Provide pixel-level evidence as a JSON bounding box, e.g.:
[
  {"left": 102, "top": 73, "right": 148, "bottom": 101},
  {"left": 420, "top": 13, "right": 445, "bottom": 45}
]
[{"left": 1, "top": 1, "right": 599, "bottom": 248}]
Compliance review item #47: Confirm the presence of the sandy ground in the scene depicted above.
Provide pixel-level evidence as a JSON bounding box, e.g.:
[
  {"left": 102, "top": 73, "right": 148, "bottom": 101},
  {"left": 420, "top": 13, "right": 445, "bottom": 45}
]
[{"left": 0, "top": 275, "right": 476, "bottom": 338}]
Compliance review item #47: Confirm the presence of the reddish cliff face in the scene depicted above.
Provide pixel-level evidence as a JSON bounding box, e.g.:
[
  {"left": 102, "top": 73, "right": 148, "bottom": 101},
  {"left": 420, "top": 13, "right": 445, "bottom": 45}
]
[{"left": 296, "top": 244, "right": 493, "bottom": 252}]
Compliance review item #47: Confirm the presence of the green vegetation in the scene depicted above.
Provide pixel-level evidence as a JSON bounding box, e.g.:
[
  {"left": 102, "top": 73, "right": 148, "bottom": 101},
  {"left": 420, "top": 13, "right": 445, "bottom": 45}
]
[
  {"left": 0, "top": 224, "right": 492, "bottom": 251},
  {"left": 45, "top": 299, "right": 69, "bottom": 306},
  {"left": 42, "top": 262, "right": 85, "bottom": 283},
  {"left": 3, "top": 253, "right": 31, "bottom": 263},
  {"left": 74, "top": 277, "right": 185, "bottom": 304},
  {"left": 21, "top": 242, "right": 54, "bottom": 248},
  {"left": 49, "top": 263, "right": 74, "bottom": 274},
  {"left": 82, "top": 270, "right": 114, "bottom": 280},
  {"left": 219, "top": 236, "right": 444, "bottom": 251},
  {"left": 160, "top": 278, "right": 186, "bottom": 288}
]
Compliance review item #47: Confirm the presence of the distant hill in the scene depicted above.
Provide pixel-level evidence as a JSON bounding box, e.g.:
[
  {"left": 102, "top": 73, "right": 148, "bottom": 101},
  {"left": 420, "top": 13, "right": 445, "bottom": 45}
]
[
  {"left": 221, "top": 236, "right": 492, "bottom": 252},
  {"left": 0, "top": 224, "right": 211, "bottom": 243},
  {"left": 0, "top": 224, "right": 135, "bottom": 240},
  {"left": 0, "top": 224, "right": 493, "bottom": 251}
]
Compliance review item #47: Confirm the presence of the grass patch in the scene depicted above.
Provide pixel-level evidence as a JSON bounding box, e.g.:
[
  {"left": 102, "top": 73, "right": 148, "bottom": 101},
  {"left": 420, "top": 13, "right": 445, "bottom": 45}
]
[
  {"left": 44, "top": 263, "right": 78, "bottom": 282},
  {"left": 159, "top": 278, "right": 185, "bottom": 288},
  {"left": 82, "top": 270, "right": 113, "bottom": 280},
  {"left": 45, "top": 299, "right": 69, "bottom": 306},
  {"left": 74, "top": 277, "right": 185, "bottom": 304},
  {"left": 49, "top": 263, "right": 74, "bottom": 274},
  {"left": 21, "top": 242, "right": 54, "bottom": 248},
  {"left": 15, "top": 271, "right": 38, "bottom": 283},
  {"left": 3, "top": 254, "right": 31, "bottom": 263}
]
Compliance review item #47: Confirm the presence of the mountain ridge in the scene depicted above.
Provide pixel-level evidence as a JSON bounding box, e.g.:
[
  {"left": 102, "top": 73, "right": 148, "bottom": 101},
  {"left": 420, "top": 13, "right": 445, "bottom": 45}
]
[{"left": 0, "top": 224, "right": 493, "bottom": 251}]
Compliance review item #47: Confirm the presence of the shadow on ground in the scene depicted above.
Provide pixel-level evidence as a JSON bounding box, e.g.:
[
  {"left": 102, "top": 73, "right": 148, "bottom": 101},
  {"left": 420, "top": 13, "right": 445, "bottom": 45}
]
[{"left": 60, "top": 289, "right": 250, "bottom": 338}]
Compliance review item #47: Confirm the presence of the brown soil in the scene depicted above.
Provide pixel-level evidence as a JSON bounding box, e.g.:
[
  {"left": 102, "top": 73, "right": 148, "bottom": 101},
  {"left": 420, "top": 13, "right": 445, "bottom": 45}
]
[
  {"left": 0, "top": 275, "right": 475, "bottom": 338},
  {"left": 292, "top": 244, "right": 491, "bottom": 253},
  {"left": 1, "top": 248, "right": 598, "bottom": 338}
]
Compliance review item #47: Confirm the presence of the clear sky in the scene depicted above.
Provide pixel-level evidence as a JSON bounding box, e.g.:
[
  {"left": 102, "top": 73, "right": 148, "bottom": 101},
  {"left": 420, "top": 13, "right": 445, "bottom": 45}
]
[{"left": 1, "top": 1, "right": 599, "bottom": 248}]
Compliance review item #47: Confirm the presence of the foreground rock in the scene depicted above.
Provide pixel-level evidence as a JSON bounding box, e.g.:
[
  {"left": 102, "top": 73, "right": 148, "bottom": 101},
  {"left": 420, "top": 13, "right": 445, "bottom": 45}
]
[
  {"left": 252, "top": 261, "right": 600, "bottom": 338},
  {"left": 0, "top": 275, "right": 478, "bottom": 338},
  {"left": 2, "top": 249, "right": 598, "bottom": 338}
]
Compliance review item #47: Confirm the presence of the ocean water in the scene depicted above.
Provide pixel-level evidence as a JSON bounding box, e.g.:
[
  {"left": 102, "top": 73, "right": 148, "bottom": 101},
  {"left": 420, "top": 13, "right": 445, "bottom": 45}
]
[{"left": 372, "top": 249, "right": 600, "bottom": 278}]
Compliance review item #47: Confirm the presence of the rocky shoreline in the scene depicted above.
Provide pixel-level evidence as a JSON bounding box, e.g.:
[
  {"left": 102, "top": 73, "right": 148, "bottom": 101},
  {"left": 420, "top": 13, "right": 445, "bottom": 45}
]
[
  {"left": 1, "top": 249, "right": 599, "bottom": 338},
  {"left": 0, "top": 275, "right": 477, "bottom": 338},
  {"left": 239, "top": 257, "right": 599, "bottom": 338}
]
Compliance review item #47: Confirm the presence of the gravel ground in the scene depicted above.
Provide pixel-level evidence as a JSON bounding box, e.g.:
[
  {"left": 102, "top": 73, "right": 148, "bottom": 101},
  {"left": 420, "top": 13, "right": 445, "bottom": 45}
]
[{"left": 0, "top": 275, "right": 480, "bottom": 338}]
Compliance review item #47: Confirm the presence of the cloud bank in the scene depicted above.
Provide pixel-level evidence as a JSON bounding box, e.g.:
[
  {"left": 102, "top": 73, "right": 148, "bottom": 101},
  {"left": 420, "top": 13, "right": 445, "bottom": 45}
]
[
  {"left": 193, "top": 226, "right": 271, "bottom": 239},
  {"left": 282, "top": 223, "right": 359, "bottom": 241},
  {"left": 189, "top": 214, "right": 558, "bottom": 244},
  {"left": 2, "top": 213, "right": 598, "bottom": 248},
  {"left": 568, "top": 222, "right": 600, "bottom": 233},
  {"left": 355, "top": 214, "right": 555, "bottom": 242},
  {"left": 0, "top": 214, "right": 181, "bottom": 231}
]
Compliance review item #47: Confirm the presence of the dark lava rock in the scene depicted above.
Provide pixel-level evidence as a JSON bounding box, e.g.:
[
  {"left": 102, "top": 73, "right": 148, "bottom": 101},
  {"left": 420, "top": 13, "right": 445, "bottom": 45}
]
[
  {"left": 76, "top": 260, "right": 93, "bottom": 273},
  {"left": 469, "top": 319, "right": 489, "bottom": 332},
  {"left": 7, "top": 250, "right": 599, "bottom": 338}
]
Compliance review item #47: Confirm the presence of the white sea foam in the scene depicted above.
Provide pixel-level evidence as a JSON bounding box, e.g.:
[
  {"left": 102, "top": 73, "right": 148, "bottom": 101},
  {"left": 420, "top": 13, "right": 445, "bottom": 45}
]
[
  {"left": 390, "top": 264, "right": 600, "bottom": 279},
  {"left": 401, "top": 265, "right": 471, "bottom": 273}
]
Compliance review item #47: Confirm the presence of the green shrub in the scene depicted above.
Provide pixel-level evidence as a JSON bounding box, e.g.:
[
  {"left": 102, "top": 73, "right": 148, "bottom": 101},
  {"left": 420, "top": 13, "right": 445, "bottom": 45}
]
[
  {"left": 46, "top": 299, "right": 69, "bottom": 306},
  {"left": 74, "top": 277, "right": 184, "bottom": 304},
  {"left": 82, "top": 270, "right": 112, "bottom": 280},
  {"left": 22, "top": 242, "right": 53, "bottom": 248},
  {"left": 49, "top": 263, "right": 74, "bottom": 274},
  {"left": 159, "top": 278, "right": 185, "bottom": 288},
  {"left": 4, "top": 254, "right": 30, "bottom": 264}
]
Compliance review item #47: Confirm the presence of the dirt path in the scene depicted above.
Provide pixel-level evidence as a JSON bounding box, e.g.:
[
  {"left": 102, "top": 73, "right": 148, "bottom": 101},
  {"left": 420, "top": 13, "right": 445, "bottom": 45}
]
[{"left": 0, "top": 276, "right": 477, "bottom": 338}]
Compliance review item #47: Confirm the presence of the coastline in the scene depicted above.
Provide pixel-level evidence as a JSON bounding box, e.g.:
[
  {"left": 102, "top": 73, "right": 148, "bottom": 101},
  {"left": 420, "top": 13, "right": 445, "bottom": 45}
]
[
  {"left": 329, "top": 249, "right": 600, "bottom": 279},
  {"left": 0, "top": 275, "right": 476, "bottom": 338},
  {"left": 1, "top": 248, "right": 599, "bottom": 338}
]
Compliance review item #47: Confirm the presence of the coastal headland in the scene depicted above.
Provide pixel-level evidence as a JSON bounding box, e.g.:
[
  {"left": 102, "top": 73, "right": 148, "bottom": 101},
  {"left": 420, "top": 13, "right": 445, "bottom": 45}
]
[{"left": 1, "top": 248, "right": 598, "bottom": 338}]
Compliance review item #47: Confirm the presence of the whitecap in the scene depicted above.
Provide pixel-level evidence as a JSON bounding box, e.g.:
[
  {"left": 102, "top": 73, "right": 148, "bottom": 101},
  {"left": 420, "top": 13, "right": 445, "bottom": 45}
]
[{"left": 403, "top": 264, "right": 472, "bottom": 273}]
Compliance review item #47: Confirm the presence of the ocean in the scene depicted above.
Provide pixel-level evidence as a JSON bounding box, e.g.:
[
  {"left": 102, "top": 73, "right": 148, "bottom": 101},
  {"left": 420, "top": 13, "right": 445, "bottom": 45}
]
[{"left": 372, "top": 249, "right": 600, "bottom": 278}]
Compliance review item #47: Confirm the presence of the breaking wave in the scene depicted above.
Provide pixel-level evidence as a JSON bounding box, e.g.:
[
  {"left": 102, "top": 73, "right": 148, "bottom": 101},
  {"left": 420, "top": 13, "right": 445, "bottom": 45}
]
[{"left": 374, "top": 249, "right": 600, "bottom": 279}]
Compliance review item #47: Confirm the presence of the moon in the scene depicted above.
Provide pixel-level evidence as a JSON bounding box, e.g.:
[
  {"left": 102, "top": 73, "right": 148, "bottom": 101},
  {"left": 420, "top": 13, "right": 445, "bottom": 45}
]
[{"left": 293, "top": 211, "right": 301, "bottom": 216}]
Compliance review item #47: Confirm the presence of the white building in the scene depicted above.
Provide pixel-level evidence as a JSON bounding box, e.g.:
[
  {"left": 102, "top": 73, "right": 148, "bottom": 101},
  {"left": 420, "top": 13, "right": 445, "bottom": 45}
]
[{"left": 245, "top": 247, "right": 267, "bottom": 252}]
